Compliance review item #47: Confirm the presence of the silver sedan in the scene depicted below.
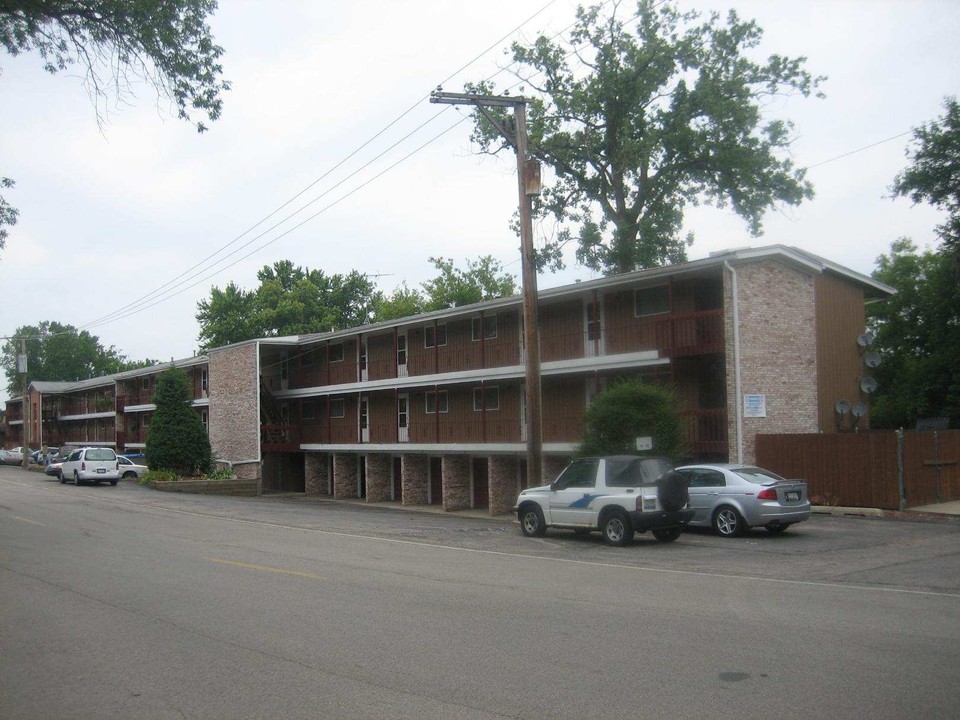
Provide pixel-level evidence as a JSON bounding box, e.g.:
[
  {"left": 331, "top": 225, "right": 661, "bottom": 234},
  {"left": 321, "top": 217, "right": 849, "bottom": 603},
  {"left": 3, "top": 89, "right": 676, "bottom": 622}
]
[{"left": 675, "top": 464, "right": 810, "bottom": 537}]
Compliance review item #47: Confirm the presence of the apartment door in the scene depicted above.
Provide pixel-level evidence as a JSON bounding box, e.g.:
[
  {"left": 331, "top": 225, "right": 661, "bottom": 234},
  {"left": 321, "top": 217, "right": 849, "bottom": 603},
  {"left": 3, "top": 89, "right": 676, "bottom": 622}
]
[
  {"left": 359, "top": 340, "right": 369, "bottom": 382},
  {"left": 397, "top": 332, "right": 408, "bottom": 378},
  {"left": 280, "top": 354, "right": 290, "bottom": 390},
  {"left": 397, "top": 394, "right": 409, "bottom": 442},
  {"left": 584, "top": 298, "right": 604, "bottom": 356},
  {"left": 359, "top": 396, "right": 369, "bottom": 442}
]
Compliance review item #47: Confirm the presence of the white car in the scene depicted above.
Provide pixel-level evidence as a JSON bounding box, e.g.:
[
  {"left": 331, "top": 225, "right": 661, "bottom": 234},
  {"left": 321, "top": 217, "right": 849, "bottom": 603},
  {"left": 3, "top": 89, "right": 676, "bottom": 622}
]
[
  {"left": 60, "top": 447, "right": 120, "bottom": 486},
  {"left": 117, "top": 455, "right": 148, "bottom": 479}
]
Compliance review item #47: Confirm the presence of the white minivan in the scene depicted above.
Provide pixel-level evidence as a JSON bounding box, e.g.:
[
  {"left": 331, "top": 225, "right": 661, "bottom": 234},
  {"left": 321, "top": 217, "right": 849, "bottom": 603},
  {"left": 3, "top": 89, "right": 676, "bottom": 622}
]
[{"left": 60, "top": 447, "right": 120, "bottom": 486}]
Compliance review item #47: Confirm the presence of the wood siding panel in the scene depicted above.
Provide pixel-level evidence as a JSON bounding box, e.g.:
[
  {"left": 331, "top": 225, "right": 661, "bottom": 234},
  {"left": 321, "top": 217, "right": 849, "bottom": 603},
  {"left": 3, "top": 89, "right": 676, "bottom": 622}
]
[
  {"left": 815, "top": 275, "right": 868, "bottom": 432},
  {"left": 540, "top": 299, "right": 584, "bottom": 362},
  {"left": 542, "top": 377, "right": 585, "bottom": 442}
]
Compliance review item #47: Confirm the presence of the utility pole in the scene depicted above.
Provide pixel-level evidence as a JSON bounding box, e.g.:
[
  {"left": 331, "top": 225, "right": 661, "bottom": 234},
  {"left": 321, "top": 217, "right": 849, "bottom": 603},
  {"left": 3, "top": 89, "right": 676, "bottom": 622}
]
[
  {"left": 18, "top": 337, "right": 29, "bottom": 469},
  {"left": 429, "top": 90, "right": 544, "bottom": 487}
]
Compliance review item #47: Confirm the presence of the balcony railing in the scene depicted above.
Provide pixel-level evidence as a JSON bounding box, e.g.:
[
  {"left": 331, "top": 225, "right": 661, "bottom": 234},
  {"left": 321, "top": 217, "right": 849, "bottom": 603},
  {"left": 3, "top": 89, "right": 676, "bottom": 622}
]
[
  {"left": 655, "top": 310, "right": 724, "bottom": 357},
  {"left": 261, "top": 424, "right": 301, "bottom": 452},
  {"left": 683, "top": 408, "right": 728, "bottom": 457}
]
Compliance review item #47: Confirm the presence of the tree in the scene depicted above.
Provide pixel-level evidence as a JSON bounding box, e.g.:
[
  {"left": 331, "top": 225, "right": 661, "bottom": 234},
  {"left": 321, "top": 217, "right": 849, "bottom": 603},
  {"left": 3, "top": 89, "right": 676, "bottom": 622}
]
[
  {"left": 1, "top": 321, "right": 155, "bottom": 396},
  {"left": 466, "top": 0, "right": 823, "bottom": 274},
  {"left": 1, "top": 0, "right": 229, "bottom": 253},
  {"left": 371, "top": 282, "right": 426, "bottom": 322},
  {"left": 578, "top": 379, "right": 687, "bottom": 461},
  {"left": 420, "top": 256, "right": 517, "bottom": 311},
  {"left": 867, "top": 239, "right": 960, "bottom": 429},
  {"left": 892, "top": 97, "right": 960, "bottom": 259},
  {"left": 196, "top": 262, "right": 379, "bottom": 350},
  {"left": 0, "top": 177, "right": 16, "bottom": 253},
  {"left": 145, "top": 366, "right": 212, "bottom": 475}
]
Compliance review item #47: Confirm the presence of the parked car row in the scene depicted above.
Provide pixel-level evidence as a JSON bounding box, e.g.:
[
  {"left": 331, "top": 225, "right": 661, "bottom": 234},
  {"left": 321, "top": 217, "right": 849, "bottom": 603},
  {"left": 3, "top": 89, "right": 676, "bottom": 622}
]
[{"left": 514, "top": 457, "right": 811, "bottom": 545}]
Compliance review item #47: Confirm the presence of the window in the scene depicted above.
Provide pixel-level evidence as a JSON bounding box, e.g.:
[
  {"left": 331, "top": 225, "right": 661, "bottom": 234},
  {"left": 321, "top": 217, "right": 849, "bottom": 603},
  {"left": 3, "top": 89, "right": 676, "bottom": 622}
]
[
  {"left": 201, "top": 409, "right": 209, "bottom": 434},
  {"left": 201, "top": 369, "right": 208, "bottom": 392},
  {"left": 141, "top": 377, "right": 150, "bottom": 391},
  {"left": 329, "top": 343, "right": 344, "bottom": 363},
  {"left": 553, "top": 459, "right": 598, "bottom": 490},
  {"left": 301, "top": 401, "right": 315, "bottom": 420},
  {"left": 472, "top": 315, "right": 498, "bottom": 341},
  {"left": 329, "top": 399, "right": 345, "bottom": 418},
  {"left": 634, "top": 285, "right": 670, "bottom": 316},
  {"left": 473, "top": 386, "right": 499, "bottom": 411},
  {"left": 425, "top": 390, "right": 449, "bottom": 414},
  {"left": 682, "top": 468, "right": 726, "bottom": 488},
  {"left": 424, "top": 323, "right": 447, "bottom": 348}
]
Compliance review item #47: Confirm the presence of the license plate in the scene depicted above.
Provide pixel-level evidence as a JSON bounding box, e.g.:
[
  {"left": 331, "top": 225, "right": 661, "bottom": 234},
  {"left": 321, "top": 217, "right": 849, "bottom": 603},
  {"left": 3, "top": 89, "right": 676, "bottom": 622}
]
[
  {"left": 786, "top": 491, "right": 799, "bottom": 501},
  {"left": 97, "top": 468, "right": 106, "bottom": 474}
]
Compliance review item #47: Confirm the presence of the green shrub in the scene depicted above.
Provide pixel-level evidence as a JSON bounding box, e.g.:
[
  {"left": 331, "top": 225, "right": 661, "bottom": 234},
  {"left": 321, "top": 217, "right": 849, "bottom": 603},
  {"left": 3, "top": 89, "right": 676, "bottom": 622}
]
[
  {"left": 203, "top": 468, "right": 235, "bottom": 480},
  {"left": 145, "top": 366, "right": 213, "bottom": 475},
  {"left": 141, "top": 469, "right": 179, "bottom": 485},
  {"left": 578, "top": 379, "right": 687, "bottom": 462}
]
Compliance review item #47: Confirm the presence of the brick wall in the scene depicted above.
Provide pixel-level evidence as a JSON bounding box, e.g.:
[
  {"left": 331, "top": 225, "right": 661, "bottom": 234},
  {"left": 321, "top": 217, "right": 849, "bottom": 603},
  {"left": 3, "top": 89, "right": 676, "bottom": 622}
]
[
  {"left": 725, "top": 260, "right": 819, "bottom": 464},
  {"left": 442, "top": 455, "right": 470, "bottom": 511},
  {"left": 208, "top": 343, "right": 260, "bottom": 477},
  {"left": 305, "top": 453, "right": 329, "bottom": 495}
]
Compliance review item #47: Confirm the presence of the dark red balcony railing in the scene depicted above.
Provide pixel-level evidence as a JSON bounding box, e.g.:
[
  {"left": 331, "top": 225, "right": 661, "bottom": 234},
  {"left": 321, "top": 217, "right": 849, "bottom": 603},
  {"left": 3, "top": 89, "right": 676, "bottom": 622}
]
[{"left": 655, "top": 310, "right": 724, "bottom": 358}]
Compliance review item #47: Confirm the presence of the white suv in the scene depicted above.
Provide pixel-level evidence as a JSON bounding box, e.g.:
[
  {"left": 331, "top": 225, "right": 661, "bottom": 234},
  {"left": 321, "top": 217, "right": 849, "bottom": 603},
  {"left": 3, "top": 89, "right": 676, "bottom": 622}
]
[{"left": 60, "top": 447, "right": 120, "bottom": 486}]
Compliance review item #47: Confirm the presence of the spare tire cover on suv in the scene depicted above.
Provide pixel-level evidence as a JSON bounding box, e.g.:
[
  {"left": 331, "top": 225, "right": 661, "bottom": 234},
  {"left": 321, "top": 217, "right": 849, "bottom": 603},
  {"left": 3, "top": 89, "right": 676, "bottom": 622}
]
[{"left": 656, "top": 470, "right": 690, "bottom": 512}]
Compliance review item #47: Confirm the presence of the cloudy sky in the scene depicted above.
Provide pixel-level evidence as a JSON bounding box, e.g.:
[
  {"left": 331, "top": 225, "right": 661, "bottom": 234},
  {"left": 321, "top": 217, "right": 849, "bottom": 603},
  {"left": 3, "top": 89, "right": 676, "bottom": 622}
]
[{"left": 1, "top": 0, "right": 958, "bottom": 404}]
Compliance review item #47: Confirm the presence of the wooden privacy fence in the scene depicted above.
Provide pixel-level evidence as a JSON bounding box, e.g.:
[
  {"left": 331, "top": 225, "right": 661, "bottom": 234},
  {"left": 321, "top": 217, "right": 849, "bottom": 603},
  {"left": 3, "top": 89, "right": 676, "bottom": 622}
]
[{"left": 756, "top": 430, "right": 960, "bottom": 510}]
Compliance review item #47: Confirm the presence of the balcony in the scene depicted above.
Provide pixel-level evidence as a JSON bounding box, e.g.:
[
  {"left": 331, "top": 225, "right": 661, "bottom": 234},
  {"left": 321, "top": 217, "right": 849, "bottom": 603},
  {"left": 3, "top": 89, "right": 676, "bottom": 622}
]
[
  {"left": 655, "top": 310, "right": 724, "bottom": 358},
  {"left": 261, "top": 424, "right": 301, "bottom": 452},
  {"left": 683, "top": 408, "right": 728, "bottom": 458}
]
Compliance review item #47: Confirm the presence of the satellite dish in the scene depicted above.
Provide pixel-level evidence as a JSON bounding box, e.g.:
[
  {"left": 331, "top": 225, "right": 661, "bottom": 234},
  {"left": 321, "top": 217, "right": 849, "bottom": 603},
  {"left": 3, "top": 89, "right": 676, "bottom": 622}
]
[
  {"left": 835, "top": 399, "right": 850, "bottom": 415},
  {"left": 864, "top": 351, "right": 881, "bottom": 368},
  {"left": 859, "top": 376, "right": 878, "bottom": 394},
  {"left": 851, "top": 403, "right": 867, "bottom": 418},
  {"left": 857, "top": 331, "right": 875, "bottom": 348}
]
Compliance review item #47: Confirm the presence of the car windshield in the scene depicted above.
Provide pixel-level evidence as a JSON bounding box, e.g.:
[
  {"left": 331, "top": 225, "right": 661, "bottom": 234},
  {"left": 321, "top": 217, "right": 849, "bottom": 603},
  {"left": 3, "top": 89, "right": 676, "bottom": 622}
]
[
  {"left": 605, "top": 457, "right": 673, "bottom": 487},
  {"left": 733, "top": 466, "right": 787, "bottom": 484},
  {"left": 86, "top": 448, "right": 116, "bottom": 461}
]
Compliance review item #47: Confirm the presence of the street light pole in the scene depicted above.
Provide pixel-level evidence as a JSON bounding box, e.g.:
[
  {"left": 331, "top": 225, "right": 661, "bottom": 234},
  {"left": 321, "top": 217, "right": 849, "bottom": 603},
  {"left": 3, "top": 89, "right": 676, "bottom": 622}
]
[{"left": 429, "top": 90, "right": 544, "bottom": 487}]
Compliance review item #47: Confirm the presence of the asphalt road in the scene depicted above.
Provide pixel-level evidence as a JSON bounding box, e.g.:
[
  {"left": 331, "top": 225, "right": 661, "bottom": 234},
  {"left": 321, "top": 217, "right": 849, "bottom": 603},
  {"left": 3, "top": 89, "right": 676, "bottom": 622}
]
[{"left": 2, "top": 465, "right": 959, "bottom": 719}]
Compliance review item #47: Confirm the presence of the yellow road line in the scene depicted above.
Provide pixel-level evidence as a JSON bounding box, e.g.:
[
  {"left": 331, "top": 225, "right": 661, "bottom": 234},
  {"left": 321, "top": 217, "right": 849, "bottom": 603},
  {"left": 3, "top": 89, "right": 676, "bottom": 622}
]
[
  {"left": 13, "top": 516, "right": 45, "bottom": 526},
  {"left": 205, "top": 557, "right": 325, "bottom": 581}
]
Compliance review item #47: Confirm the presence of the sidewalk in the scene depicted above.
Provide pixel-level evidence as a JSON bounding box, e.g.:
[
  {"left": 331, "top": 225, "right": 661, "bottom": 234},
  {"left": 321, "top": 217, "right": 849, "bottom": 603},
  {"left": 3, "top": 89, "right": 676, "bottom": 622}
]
[{"left": 813, "top": 500, "right": 960, "bottom": 522}]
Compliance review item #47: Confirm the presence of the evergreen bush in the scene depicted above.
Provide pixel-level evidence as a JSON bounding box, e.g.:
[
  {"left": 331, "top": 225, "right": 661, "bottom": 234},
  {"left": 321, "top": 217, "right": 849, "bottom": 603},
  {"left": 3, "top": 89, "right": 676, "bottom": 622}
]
[{"left": 145, "top": 366, "right": 212, "bottom": 476}]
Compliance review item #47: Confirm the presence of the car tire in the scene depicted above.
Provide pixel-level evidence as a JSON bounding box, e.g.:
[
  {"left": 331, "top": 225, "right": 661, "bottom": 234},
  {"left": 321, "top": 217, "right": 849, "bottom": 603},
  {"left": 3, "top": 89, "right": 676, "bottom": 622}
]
[
  {"left": 602, "top": 510, "right": 634, "bottom": 547},
  {"left": 122, "top": 471, "right": 136, "bottom": 479},
  {"left": 110, "top": 480, "right": 118, "bottom": 486},
  {"left": 74, "top": 472, "right": 83, "bottom": 487},
  {"left": 766, "top": 523, "right": 790, "bottom": 534},
  {"left": 519, "top": 505, "right": 547, "bottom": 537},
  {"left": 58, "top": 472, "right": 65, "bottom": 484},
  {"left": 713, "top": 505, "right": 745, "bottom": 537},
  {"left": 652, "top": 526, "right": 682, "bottom": 542}
]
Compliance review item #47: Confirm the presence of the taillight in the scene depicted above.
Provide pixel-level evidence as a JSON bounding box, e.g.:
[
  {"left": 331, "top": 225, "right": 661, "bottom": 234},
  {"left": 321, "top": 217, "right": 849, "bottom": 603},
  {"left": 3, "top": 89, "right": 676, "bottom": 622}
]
[
  {"left": 81, "top": 461, "right": 86, "bottom": 471},
  {"left": 757, "top": 488, "right": 777, "bottom": 500}
]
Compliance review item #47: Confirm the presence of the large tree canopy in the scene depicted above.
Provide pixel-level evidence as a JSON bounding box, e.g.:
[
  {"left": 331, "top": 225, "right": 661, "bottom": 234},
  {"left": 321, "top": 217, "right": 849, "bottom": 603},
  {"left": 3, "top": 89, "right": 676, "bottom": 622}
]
[
  {"left": 1, "top": 321, "right": 155, "bottom": 396},
  {"left": 467, "top": 0, "right": 823, "bottom": 274},
  {"left": 196, "top": 261, "right": 380, "bottom": 350},
  {"left": 892, "top": 97, "right": 960, "bottom": 259},
  {"left": 867, "top": 239, "right": 960, "bottom": 429},
  {"left": 0, "top": 0, "right": 229, "bottom": 254}
]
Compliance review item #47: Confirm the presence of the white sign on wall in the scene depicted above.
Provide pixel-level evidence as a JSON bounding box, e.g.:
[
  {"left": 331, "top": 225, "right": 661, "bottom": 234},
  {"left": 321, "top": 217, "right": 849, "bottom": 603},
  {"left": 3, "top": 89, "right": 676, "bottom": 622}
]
[{"left": 743, "top": 394, "right": 767, "bottom": 418}]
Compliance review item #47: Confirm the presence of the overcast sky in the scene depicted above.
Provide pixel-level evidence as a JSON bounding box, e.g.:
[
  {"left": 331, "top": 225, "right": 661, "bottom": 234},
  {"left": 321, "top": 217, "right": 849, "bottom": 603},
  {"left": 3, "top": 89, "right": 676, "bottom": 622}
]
[{"left": 2, "top": 0, "right": 958, "bottom": 404}]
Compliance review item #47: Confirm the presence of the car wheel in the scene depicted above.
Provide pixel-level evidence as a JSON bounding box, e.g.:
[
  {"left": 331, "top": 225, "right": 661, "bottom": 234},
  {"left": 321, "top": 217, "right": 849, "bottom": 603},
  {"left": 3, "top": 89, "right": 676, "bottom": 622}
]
[
  {"left": 74, "top": 472, "right": 83, "bottom": 487},
  {"left": 110, "top": 480, "right": 118, "bottom": 486},
  {"left": 519, "top": 506, "right": 546, "bottom": 537},
  {"left": 766, "top": 523, "right": 790, "bottom": 534},
  {"left": 652, "top": 526, "right": 681, "bottom": 543},
  {"left": 602, "top": 510, "right": 634, "bottom": 547},
  {"left": 657, "top": 471, "right": 690, "bottom": 512},
  {"left": 58, "top": 472, "right": 66, "bottom": 484},
  {"left": 122, "top": 471, "right": 136, "bottom": 479},
  {"left": 713, "top": 505, "right": 745, "bottom": 537}
]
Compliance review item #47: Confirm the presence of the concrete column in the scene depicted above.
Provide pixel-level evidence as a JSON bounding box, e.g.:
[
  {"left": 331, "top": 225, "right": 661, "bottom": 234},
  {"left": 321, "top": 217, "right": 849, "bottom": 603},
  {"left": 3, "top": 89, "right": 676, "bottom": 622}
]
[
  {"left": 442, "top": 455, "right": 470, "bottom": 512},
  {"left": 401, "top": 454, "right": 428, "bottom": 505},
  {"left": 365, "top": 454, "right": 391, "bottom": 502},
  {"left": 489, "top": 455, "right": 519, "bottom": 515},
  {"left": 543, "top": 455, "right": 569, "bottom": 486},
  {"left": 333, "top": 453, "right": 358, "bottom": 498}
]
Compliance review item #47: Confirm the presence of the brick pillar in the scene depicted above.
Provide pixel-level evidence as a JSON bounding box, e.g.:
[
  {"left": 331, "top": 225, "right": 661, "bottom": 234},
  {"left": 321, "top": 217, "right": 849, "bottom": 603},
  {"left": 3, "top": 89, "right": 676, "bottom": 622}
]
[
  {"left": 489, "top": 455, "right": 519, "bottom": 515},
  {"left": 543, "top": 455, "right": 569, "bottom": 486},
  {"left": 333, "top": 453, "right": 358, "bottom": 498},
  {"left": 401, "top": 454, "right": 428, "bottom": 505},
  {"left": 305, "top": 453, "right": 329, "bottom": 496},
  {"left": 442, "top": 455, "right": 470, "bottom": 512},
  {"left": 365, "top": 454, "right": 391, "bottom": 502}
]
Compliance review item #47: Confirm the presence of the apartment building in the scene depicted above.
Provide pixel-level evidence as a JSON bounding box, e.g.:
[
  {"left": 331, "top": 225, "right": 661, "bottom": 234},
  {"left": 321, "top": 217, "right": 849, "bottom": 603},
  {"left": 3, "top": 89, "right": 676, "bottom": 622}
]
[{"left": 5, "top": 246, "right": 894, "bottom": 515}]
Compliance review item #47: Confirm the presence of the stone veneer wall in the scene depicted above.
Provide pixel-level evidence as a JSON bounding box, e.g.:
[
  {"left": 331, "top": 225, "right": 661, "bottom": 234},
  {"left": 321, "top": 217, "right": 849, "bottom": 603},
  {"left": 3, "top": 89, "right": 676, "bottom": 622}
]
[
  {"left": 365, "top": 454, "right": 392, "bottom": 502},
  {"left": 402, "top": 454, "right": 428, "bottom": 505},
  {"left": 333, "top": 453, "right": 358, "bottom": 498},
  {"left": 543, "top": 455, "right": 569, "bottom": 485},
  {"left": 208, "top": 343, "right": 261, "bottom": 484},
  {"left": 724, "top": 260, "right": 819, "bottom": 464},
  {"left": 489, "top": 456, "right": 519, "bottom": 515},
  {"left": 305, "top": 453, "right": 329, "bottom": 495},
  {"left": 441, "top": 455, "right": 470, "bottom": 511}
]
